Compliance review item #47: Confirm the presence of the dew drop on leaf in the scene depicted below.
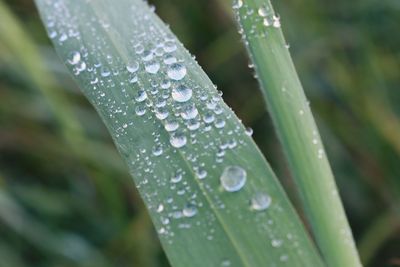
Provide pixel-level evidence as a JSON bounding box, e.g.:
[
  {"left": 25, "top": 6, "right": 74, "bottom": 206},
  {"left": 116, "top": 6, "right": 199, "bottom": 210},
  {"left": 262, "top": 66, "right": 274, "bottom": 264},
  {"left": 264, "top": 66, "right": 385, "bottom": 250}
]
[
  {"left": 145, "top": 60, "right": 160, "bottom": 74},
  {"left": 126, "top": 60, "right": 139, "bottom": 73},
  {"left": 250, "top": 192, "right": 272, "bottom": 211},
  {"left": 220, "top": 166, "right": 247, "bottom": 192},
  {"left": 172, "top": 85, "right": 192, "bottom": 102},
  {"left": 67, "top": 51, "right": 81, "bottom": 65},
  {"left": 170, "top": 131, "right": 187, "bottom": 148},
  {"left": 167, "top": 63, "right": 187, "bottom": 81},
  {"left": 183, "top": 203, "right": 197, "bottom": 217}
]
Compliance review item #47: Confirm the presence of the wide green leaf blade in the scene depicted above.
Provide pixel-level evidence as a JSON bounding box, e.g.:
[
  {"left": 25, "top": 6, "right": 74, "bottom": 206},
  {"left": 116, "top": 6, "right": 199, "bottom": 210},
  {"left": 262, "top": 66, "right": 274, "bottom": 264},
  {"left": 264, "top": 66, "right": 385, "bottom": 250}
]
[
  {"left": 34, "top": 0, "right": 325, "bottom": 266},
  {"left": 233, "top": 0, "right": 361, "bottom": 266}
]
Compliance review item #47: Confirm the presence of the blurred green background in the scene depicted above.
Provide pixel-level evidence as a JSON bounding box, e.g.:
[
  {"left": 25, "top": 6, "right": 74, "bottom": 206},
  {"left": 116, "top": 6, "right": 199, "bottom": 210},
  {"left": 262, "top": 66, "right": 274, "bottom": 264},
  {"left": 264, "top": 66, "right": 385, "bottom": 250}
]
[{"left": 0, "top": 0, "right": 399, "bottom": 266}]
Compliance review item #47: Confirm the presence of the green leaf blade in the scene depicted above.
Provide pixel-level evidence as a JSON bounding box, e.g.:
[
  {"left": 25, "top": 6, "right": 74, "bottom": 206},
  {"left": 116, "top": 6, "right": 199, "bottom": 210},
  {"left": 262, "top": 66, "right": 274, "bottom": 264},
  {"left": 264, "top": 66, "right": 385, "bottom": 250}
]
[
  {"left": 233, "top": 1, "right": 362, "bottom": 266},
  {"left": 34, "top": 0, "right": 325, "bottom": 266}
]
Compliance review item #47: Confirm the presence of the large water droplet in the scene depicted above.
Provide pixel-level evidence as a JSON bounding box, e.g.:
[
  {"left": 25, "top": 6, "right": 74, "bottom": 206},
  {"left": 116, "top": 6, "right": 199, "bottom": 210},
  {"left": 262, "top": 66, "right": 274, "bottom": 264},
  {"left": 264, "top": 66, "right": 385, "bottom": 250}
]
[
  {"left": 251, "top": 192, "right": 272, "bottom": 211},
  {"left": 167, "top": 63, "right": 187, "bottom": 81},
  {"left": 170, "top": 132, "right": 187, "bottom": 148},
  {"left": 220, "top": 166, "right": 247, "bottom": 192},
  {"left": 172, "top": 85, "right": 192, "bottom": 102}
]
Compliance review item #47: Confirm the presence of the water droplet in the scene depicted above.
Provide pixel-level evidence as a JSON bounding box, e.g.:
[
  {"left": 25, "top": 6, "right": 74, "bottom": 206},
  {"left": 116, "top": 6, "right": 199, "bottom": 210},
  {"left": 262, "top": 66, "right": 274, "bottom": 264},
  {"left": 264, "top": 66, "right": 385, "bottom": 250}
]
[
  {"left": 245, "top": 127, "right": 254, "bottom": 136},
  {"left": 258, "top": 7, "right": 268, "bottom": 17},
  {"left": 183, "top": 203, "right": 197, "bottom": 217},
  {"left": 164, "top": 54, "right": 177, "bottom": 65},
  {"left": 221, "top": 260, "right": 231, "bottom": 267},
  {"left": 161, "top": 79, "right": 171, "bottom": 89},
  {"left": 126, "top": 60, "right": 139, "bottom": 73},
  {"left": 171, "top": 173, "right": 183, "bottom": 183},
  {"left": 233, "top": 0, "right": 243, "bottom": 9},
  {"left": 215, "top": 119, "right": 226, "bottom": 129},
  {"left": 163, "top": 41, "right": 177, "bottom": 53},
  {"left": 251, "top": 192, "right": 272, "bottom": 211},
  {"left": 196, "top": 169, "right": 207, "bottom": 179},
  {"left": 152, "top": 146, "right": 163, "bottom": 156},
  {"left": 272, "top": 239, "right": 283, "bottom": 248},
  {"left": 101, "top": 67, "right": 111, "bottom": 77},
  {"left": 156, "top": 204, "right": 164, "bottom": 213},
  {"left": 220, "top": 166, "right": 247, "bottom": 192},
  {"left": 172, "top": 85, "right": 192, "bottom": 102},
  {"left": 135, "top": 105, "right": 146, "bottom": 116},
  {"left": 187, "top": 119, "right": 200, "bottom": 131},
  {"left": 155, "top": 107, "right": 169, "bottom": 120},
  {"left": 273, "top": 15, "right": 281, "bottom": 28},
  {"left": 165, "top": 119, "right": 179, "bottom": 132},
  {"left": 167, "top": 63, "right": 187, "bottom": 81},
  {"left": 145, "top": 61, "right": 160, "bottom": 74},
  {"left": 67, "top": 51, "right": 81, "bottom": 65},
  {"left": 74, "top": 61, "right": 86, "bottom": 74},
  {"left": 142, "top": 50, "right": 154, "bottom": 61},
  {"left": 181, "top": 104, "right": 198, "bottom": 120},
  {"left": 135, "top": 90, "right": 148, "bottom": 102},
  {"left": 203, "top": 112, "right": 215, "bottom": 123},
  {"left": 170, "top": 132, "right": 187, "bottom": 148}
]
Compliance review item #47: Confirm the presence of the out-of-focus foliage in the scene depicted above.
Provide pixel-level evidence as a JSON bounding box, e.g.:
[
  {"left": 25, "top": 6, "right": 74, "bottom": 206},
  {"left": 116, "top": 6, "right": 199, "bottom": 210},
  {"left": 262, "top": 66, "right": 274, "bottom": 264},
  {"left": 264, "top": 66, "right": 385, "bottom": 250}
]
[{"left": 0, "top": 0, "right": 399, "bottom": 267}]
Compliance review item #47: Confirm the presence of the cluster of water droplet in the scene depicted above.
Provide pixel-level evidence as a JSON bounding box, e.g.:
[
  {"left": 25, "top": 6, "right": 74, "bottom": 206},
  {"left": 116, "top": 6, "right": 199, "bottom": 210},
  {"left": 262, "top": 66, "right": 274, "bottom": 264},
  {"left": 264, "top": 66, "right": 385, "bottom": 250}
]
[
  {"left": 36, "top": 0, "right": 325, "bottom": 264},
  {"left": 233, "top": 1, "right": 282, "bottom": 40}
]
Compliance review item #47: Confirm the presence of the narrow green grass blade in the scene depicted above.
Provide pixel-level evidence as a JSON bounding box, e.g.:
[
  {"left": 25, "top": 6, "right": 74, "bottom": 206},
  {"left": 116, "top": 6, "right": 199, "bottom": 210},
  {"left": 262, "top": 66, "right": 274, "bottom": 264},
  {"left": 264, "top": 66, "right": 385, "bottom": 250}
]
[
  {"left": 233, "top": 1, "right": 361, "bottom": 266},
  {"left": 34, "top": 0, "right": 325, "bottom": 266}
]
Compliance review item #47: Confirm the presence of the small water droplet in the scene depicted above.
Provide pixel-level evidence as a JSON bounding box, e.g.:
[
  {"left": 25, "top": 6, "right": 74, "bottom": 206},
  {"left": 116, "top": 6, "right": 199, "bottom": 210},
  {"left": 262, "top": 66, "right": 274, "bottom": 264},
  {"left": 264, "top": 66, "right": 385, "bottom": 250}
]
[
  {"left": 245, "top": 127, "right": 253, "bottom": 136},
  {"left": 156, "top": 204, "right": 164, "bottom": 213},
  {"left": 135, "top": 90, "right": 148, "bottom": 102},
  {"left": 171, "top": 173, "right": 183, "bottom": 183},
  {"left": 183, "top": 203, "right": 197, "bottom": 217},
  {"left": 165, "top": 119, "right": 179, "bottom": 132},
  {"left": 220, "top": 166, "right": 247, "bottom": 192},
  {"left": 272, "top": 239, "right": 283, "bottom": 248},
  {"left": 251, "top": 192, "right": 272, "bottom": 211},
  {"left": 135, "top": 105, "right": 146, "bottom": 116},
  {"left": 233, "top": 0, "right": 243, "bottom": 9},
  {"left": 101, "top": 67, "right": 111, "bottom": 77},
  {"left": 152, "top": 146, "right": 163, "bottom": 156},
  {"left": 145, "top": 61, "right": 160, "bottom": 74},
  {"left": 181, "top": 104, "right": 198, "bottom": 120},
  {"left": 163, "top": 41, "right": 177, "bottom": 53},
  {"left": 258, "top": 7, "right": 268, "bottom": 17},
  {"left": 126, "top": 60, "right": 139, "bottom": 73},
  {"left": 170, "top": 132, "right": 187, "bottom": 148},
  {"left": 142, "top": 50, "right": 154, "bottom": 61},
  {"left": 164, "top": 54, "right": 177, "bottom": 65},
  {"left": 221, "top": 260, "right": 231, "bottom": 267},
  {"left": 196, "top": 169, "right": 207, "bottom": 179},
  {"left": 67, "top": 51, "right": 81, "bottom": 65}
]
